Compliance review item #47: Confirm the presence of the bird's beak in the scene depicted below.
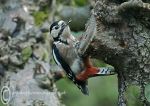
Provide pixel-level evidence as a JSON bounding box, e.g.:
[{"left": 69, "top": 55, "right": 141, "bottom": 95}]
[
  {"left": 67, "top": 19, "right": 72, "bottom": 25},
  {"left": 62, "top": 23, "right": 67, "bottom": 29},
  {"left": 62, "top": 20, "right": 72, "bottom": 29}
]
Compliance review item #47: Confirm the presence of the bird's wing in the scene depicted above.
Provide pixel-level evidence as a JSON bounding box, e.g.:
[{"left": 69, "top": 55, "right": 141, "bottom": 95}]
[
  {"left": 54, "top": 41, "right": 78, "bottom": 64},
  {"left": 53, "top": 42, "right": 89, "bottom": 95}
]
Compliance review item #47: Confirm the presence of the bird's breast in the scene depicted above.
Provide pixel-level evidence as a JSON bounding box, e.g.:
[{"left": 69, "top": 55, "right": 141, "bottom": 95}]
[{"left": 52, "top": 42, "right": 85, "bottom": 75}]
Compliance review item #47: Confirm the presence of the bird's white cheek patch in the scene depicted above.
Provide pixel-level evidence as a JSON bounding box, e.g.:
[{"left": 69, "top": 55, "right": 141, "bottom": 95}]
[{"left": 51, "top": 30, "right": 58, "bottom": 38}]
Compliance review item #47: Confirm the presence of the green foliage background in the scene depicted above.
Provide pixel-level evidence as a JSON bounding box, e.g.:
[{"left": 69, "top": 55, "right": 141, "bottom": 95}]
[
  {"left": 56, "top": 76, "right": 118, "bottom": 106},
  {"left": 0, "top": 101, "right": 5, "bottom": 106},
  {"left": 56, "top": 57, "right": 118, "bottom": 106}
]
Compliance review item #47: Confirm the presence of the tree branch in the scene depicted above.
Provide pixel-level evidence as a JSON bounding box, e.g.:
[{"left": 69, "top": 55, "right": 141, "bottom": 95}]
[
  {"left": 83, "top": 0, "right": 150, "bottom": 105},
  {"left": 118, "top": 0, "right": 150, "bottom": 13},
  {"left": 78, "top": 13, "right": 97, "bottom": 56}
]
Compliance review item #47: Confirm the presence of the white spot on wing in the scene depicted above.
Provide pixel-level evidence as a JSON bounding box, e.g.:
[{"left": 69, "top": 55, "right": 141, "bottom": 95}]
[
  {"left": 72, "top": 78, "right": 75, "bottom": 82},
  {"left": 54, "top": 41, "right": 62, "bottom": 45},
  {"left": 68, "top": 75, "right": 71, "bottom": 78}
]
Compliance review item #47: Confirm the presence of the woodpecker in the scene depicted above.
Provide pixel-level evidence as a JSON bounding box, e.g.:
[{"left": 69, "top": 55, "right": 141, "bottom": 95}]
[{"left": 50, "top": 20, "right": 115, "bottom": 95}]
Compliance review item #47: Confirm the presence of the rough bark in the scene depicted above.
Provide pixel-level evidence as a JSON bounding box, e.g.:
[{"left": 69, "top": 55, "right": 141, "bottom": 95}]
[
  {"left": 0, "top": 60, "right": 61, "bottom": 106},
  {"left": 84, "top": 0, "right": 150, "bottom": 105},
  {"left": 0, "top": 0, "right": 61, "bottom": 106}
]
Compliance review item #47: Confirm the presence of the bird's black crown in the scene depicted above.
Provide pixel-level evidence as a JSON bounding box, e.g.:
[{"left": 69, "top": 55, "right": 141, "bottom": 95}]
[{"left": 50, "top": 21, "right": 59, "bottom": 33}]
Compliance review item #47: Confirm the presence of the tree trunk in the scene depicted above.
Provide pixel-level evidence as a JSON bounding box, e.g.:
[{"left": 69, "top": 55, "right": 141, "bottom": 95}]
[{"left": 85, "top": 0, "right": 150, "bottom": 105}]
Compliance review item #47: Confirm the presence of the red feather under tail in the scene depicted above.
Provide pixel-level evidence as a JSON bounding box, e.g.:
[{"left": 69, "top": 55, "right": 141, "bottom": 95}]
[
  {"left": 76, "top": 67, "right": 99, "bottom": 81},
  {"left": 76, "top": 56, "right": 99, "bottom": 81}
]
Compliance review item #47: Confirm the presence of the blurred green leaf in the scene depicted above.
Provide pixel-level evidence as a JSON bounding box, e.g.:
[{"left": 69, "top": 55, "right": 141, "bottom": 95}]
[
  {"left": 33, "top": 11, "right": 48, "bottom": 26},
  {"left": 42, "top": 49, "right": 49, "bottom": 62},
  {"left": 71, "top": 31, "right": 83, "bottom": 37},
  {"left": 21, "top": 46, "right": 32, "bottom": 62},
  {"left": 125, "top": 85, "right": 143, "bottom": 106},
  {"left": 145, "top": 83, "right": 150, "bottom": 102},
  {"left": 74, "top": 0, "right": 88, "bottom": 6},
  {"left": 56, "top": 76, "right": 118, "bottom": 106},
  {"left": 0, "top": 100, "right": 5, "bottom": 106}
]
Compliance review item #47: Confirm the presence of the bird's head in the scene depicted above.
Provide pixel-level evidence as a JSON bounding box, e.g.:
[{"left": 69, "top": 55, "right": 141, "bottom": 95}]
[{"left": 50, "top": 20, "right": 71, "bottom": 42}]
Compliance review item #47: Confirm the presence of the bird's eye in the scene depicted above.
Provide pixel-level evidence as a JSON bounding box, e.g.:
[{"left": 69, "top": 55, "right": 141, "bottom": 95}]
[{"left": 55, "top": 26, "right": 59, "bottom": 30}]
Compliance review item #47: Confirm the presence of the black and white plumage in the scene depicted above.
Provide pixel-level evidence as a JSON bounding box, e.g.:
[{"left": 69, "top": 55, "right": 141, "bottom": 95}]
[
  {"left": 50, "top": 18, "right": 116, "bottom": 95},
  {"left": 50, "top": 20, "right": 89, "bottom": 95}
]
